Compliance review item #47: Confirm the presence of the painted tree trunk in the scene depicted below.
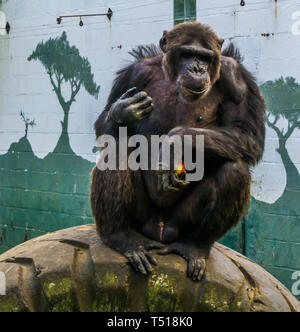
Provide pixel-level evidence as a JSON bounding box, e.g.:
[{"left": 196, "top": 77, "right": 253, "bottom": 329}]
[
  {"left": 277, "top": 142, "right": 300, "bottom": 190},
  {"left": 53, "top": 105, "right": 74, "bottom": 155},
  {"left": 61, "top": 109, "right": 69, "bottom": 134}
]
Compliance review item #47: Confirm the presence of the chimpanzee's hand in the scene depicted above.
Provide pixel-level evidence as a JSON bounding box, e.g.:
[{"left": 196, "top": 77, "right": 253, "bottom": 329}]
[
  {"left": 157, "top": 166, "right": 190, "bottom": 193},
  {"left": 109, "top": 87, "right": 154, "bottom": 127}
]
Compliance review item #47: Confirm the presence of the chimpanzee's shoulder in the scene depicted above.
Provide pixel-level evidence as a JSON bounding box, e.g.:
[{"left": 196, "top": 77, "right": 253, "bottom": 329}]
[{"left": 221, "top": 42, "right": 262, "bottom": 102}]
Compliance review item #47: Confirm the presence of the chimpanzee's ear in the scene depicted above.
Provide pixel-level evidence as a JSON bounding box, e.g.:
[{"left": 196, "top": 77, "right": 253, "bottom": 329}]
[
  {"left": 219, "top": 38, "right": 225, "bottom": 48},
  {"left": 159, "top": 30, "right": 168, "bottom": 53}
]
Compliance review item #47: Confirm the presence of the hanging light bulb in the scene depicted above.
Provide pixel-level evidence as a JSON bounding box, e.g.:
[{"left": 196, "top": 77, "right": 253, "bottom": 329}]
[
  {"left": 5, "top": 22, "right": 10, "bottom": 34},
  {"left": 79, "top": 17, "right": 83, "bottom": 27},
  {"left": 57, "top": 17, "right": 62, "bottom": 24},
  {"left": 240, "top": 0, "right": 245, "bottom": 6}
]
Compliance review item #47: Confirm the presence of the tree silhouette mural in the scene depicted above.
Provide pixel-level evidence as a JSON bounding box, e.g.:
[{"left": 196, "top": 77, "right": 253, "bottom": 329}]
[
  {"left": 261, "top": 77, "right": 300, "bottom": 191},
  {"left": 28, "top": 31, "right": 100, "bottom": 154},
  {"left": 244, "top": 78, "right": 300, "bottom": 296},
  {"left": 20, "top": 110, "right": 36, "bottom": 138}
]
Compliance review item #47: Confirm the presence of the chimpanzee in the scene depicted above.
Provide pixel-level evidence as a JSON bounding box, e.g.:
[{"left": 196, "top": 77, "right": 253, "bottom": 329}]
[{"left": 91, "top": 22, "right": 265, "bottom": 280}]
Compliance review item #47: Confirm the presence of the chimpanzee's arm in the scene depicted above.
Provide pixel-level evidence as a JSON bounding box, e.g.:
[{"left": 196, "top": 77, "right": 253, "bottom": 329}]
[
  {"left": 169, "top": 60, "right": 266, "bottom": 166},
  {"left": 218, "top": 56, "right": 248, "bottom": 105},
  {"left": 94, "top": 62, "right": 153, "bottom": 138}
]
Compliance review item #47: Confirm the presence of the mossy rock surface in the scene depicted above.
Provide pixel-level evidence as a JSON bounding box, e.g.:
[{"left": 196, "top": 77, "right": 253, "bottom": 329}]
[{"left": 0, "top": 224, "right": 299, "bottom": 312}]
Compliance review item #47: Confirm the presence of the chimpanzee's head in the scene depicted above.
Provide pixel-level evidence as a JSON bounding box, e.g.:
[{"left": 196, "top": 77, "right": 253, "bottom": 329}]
[{"left": 160, "top": 22, "right": 224, "bottom": 103}]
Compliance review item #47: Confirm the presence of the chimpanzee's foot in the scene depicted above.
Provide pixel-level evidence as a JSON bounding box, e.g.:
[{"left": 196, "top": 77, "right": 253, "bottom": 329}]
[
  {"left": 158, "top": 241, "right": 211, "bottom": 281},
  {"left": 124, "top": 244, "right": 159, "bottom": 275},
  {"left": 102, "top": 230, "right": 164, "bottom": 275}
]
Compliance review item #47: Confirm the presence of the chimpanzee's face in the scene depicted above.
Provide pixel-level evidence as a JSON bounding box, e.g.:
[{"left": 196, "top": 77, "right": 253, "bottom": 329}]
[
  {"left": 160, "top": 25, "right": 223, "bottom": 103},
  {"left": 161, "top": 40, "right": 216, "bottom": 103},
  {"left": 175, "top": 45, "right": 214, "bottom": 102}
]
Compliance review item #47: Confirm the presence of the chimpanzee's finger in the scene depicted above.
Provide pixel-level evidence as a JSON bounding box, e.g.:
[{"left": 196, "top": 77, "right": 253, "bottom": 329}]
[
  {"left": 120, "top": 87, "right": 137, "bottom": 100},
  {"left": 187, "top": 259, "right": 196, "bottom": 278},
  {"left": 138, "top": 251, "right": 153, "bottom": 273},
  {"left": 126, "top": 254, "right": 140, "bottom": 272},
  {"left": 124, "top": 91, "right": 148, "bottom": 106},
  {"left": 144, "top": 252, "right": 158, "bottom": 266},
  {"left": 171, "top": 173, "right": 190, "bottom": 188},
  {"left": 192, "top": 258, "right": 204, "bottom": 281},
  {"left": 197, "top": 260, "right": 206, "bottom": 281},
  {"left": 125, "top": 251, "right": 146, "bottom": 275},
  {"left": 158, "top": 173, "right": 179, "bottom": 193},
  {"left": 134, "top": 97, "right": 153, "bottom": 110},
  {"left": 136, "top": 106, "right": 153, "bottom": 120},
  {"left": 132, "top": 252, "right": 148, "bottom": 275}
]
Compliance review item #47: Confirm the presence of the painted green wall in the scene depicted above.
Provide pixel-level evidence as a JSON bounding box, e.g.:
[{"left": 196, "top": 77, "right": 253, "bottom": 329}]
[
  {"left": 0, "top": 32, "right": 97, "bottom": 252},
  {"left": 245, "top": 78, "right": 300, "bottom": 297}
]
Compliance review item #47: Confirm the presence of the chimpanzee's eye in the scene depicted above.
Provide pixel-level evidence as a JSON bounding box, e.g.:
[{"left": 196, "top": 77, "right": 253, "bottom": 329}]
[
  {"left": 181, "top": 52, "right": 194, "bottom": 60},
  {"left": 201, "top": 54, "right": 213, "bottom": 64}
]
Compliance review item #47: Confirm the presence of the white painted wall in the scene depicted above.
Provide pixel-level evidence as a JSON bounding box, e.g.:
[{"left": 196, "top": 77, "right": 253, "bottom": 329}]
[
  {"left": 1, "top": 0, "right": 300, "bottom": 204},
  {"left": 197, "top": 0, "right": 300, "bottom": 204},
  {"left": 0, "top": 0, "right": 173, "bottom": 162}
]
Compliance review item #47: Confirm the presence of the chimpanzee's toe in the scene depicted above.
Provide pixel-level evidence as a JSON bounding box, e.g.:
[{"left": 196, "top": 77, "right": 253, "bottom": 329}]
[{"left": 124, "top": 246, "right": 157, "bottom": 275}]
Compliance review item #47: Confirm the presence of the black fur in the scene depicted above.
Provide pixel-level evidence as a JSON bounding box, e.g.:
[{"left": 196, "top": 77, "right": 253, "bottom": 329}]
[
  {"left": 129, "top": 44, "right": 162, "bottom": 61},
  {"left": 222, "top": 42, "right": 243, "bottom": 63}
]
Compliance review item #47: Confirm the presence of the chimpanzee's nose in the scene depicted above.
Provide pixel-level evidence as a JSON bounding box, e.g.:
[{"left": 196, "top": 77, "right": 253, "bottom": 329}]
[{"left": 190, "top": 64, "right": 205, "bottom": 75}]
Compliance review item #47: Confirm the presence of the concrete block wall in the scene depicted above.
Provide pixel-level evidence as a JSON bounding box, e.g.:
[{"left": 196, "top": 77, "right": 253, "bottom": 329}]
[{"left": 0, "top": 0, "right": 300, "bottom": 298}]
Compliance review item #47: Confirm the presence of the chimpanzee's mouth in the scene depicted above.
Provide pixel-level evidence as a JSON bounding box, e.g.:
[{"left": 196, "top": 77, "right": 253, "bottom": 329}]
[{"left": 181, "top": 85, "right": 209, "bottom": 96}]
